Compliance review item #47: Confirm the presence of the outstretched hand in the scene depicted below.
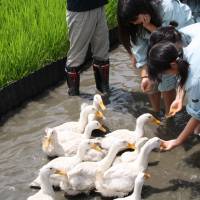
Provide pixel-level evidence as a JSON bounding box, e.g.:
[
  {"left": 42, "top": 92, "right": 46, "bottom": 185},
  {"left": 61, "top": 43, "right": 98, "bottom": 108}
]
[
  {"left": 166, "top": 99, "right": 183, "bottom": 118},
  {"left": 141, "top": 77, "right": 154, "bottom": 92},
  {"left": 160, "top": 139, "right": 178, "bottom": 151}
]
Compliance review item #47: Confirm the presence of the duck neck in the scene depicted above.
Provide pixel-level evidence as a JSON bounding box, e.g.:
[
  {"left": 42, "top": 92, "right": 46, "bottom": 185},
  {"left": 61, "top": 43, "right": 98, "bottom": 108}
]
[
  {"left": 76, "top": 146, "right": 86, "bottom": 161},
  {"left": 39, "top": 171, "right": 54, "bottom": 196},
  {"left": 82, "top": 125, "right": 92, "bottom": 139},
  {"left": 135, "top": 121, "right": 145, "bottom": 139},
  {"left": 98, "top": 145, "right": 119, "bottom": 171},
  {"left": 78, "top": 112, "right": 88, "bottom": 133},
  {"left": 131, "top": 180, "right": 143, "bottom": 200},
  {"left": 136, "top": 144, "right": 152, "bottom": 171}
]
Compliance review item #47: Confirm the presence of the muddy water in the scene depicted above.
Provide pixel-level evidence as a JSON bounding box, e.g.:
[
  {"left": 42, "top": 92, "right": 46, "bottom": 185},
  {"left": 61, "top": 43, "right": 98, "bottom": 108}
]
[{"left": 1, "top": 45, "right": 200, "bottom": 200}]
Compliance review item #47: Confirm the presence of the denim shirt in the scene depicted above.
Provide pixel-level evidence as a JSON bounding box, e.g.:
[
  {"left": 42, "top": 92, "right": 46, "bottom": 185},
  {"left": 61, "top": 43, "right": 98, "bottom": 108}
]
[{"left": 133, "top": 0, "right": 194, "bottom": 68}]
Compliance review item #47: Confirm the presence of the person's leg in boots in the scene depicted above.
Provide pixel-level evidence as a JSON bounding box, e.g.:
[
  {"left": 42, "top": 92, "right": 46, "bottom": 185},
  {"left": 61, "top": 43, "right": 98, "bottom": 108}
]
[
  {"left": 91, "top": 6, "right": 110, "bottom": 95},
  {"left": 93, "top": 59, "right": 110, "bottom": 94},
  {"left": 66, "top": 10, "right": 98, "bottom": 95},
  {"left": 65, "top": 66, "right": 80, "bottom": 96}
]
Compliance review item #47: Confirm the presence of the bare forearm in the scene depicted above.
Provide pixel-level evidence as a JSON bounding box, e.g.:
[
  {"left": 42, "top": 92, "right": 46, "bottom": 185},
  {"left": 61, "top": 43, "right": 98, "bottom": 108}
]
[
  {"left": 176, "top": 117, "right": 200, "bottom": 145},
  {"left": 176, "top": 86, "right": 185, "bottom": 101}
]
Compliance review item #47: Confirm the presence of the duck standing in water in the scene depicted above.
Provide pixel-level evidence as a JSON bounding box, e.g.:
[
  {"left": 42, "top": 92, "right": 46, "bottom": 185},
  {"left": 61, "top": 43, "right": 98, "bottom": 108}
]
[
  {"left": 95, "top": 137, "right": 161, "bottom": 197},
  {"left": 27, "top": 167, "right": 66, "bottom": 200},
  {"left": 113, "top": 137, "right": 148, "bottom": 165},
  {"left": 114, "top": 172, "right": 151, "bottom": 200},
  {"left": 62, "top": 140, "right": 135, "bottom": 196},
  {"left": 42, "top": 120, "right": 106, "bottom": 158},
  {"left": 100, "top": 113, "right": 160, "bottom": 149},
  {"left": 30, "top": 139, "right": 103, "bottom": 189}
]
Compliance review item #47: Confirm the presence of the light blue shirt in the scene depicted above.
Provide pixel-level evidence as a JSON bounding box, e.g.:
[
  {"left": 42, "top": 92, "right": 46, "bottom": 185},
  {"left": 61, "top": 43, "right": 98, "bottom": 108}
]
[
  {"left": 183, "top": 34, "right": 200, "bottom": 120},
  {"left": 132, "top": 0, "right": 194, "bottom": 68},
  {"left": 179, "top": 23, "right": 200, "bottom": 43}
]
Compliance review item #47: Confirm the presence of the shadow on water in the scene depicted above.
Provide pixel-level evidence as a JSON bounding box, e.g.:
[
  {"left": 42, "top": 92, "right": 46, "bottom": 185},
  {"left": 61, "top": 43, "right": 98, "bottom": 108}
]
[
  {"left": 184, "top": 150, "right": 200, "bottom": 168},
  {"left": 142, "top": 178, "right": 200, "bottom": 199},
  {"left": 67, "top": 177, "right": 200, "bottom": 200}
]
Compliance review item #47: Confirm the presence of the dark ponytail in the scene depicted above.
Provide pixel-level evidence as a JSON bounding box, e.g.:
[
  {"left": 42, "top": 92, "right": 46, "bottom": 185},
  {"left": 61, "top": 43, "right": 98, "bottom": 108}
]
[
  {"left": 176, "top": 57, "right": 189, "bottom": 88},
  {"left": 148, "top": 42, "right": 189, "bottom": 87}
]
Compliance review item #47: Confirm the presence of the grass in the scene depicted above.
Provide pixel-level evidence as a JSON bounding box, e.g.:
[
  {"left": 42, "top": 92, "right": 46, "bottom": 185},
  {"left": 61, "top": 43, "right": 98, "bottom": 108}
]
[{"left": 0, "top": 0, "right": 117, "bottom": 88}]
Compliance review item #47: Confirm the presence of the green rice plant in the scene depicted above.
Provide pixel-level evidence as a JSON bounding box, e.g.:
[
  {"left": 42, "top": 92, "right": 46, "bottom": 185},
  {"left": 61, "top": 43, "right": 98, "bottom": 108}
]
[
  {"left": 106, "top": 0, "right": 118, "bottom": 28},
  {"left": 0, "top": 0, "right": 117, "bottom": 88}
]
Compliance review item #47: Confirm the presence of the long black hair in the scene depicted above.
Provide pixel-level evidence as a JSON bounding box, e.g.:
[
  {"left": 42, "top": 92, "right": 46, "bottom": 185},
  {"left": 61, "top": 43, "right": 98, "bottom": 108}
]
[
  {"left": 117, "top": 0, "right": 162, "bottom": 54},
  {"left": 148, "top": 42, "right": 189, "bottom": 88}
]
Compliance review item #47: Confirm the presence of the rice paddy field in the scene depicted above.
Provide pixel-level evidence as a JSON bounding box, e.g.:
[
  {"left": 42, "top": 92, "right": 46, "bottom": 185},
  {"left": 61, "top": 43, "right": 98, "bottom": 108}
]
[{"left": 0, "top": 0, "right": 117, "bottom": 88}]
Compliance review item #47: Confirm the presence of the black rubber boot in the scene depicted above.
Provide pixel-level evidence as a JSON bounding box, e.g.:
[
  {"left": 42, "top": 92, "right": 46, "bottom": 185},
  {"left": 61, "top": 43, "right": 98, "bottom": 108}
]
[
  {"left": 93, "top": 59, "right": 110, "bottom": 94},
  {"left": 65, "top": 66, "right": 80, "bottom": 96}
]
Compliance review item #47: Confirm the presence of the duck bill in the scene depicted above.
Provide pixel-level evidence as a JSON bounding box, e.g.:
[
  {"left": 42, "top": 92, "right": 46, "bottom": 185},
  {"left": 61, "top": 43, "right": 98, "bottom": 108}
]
[
  {"left": 54, "top": 169, "right": 67, "bottom": 176},
  {"left": 127, "top": 143, "right": 136, "bottom": 150},
  {"left": 99, "top": 101, "right": 106, "bottom": 111},
  {"left": 99, "top": 126, "right": 107, "bottom": 133},
  {"left": 42, "top": 137, "right": 51, "bottom": 150},
  {"left": 144, "top": 172, "right": 151, "bottom": 180},
  {"left": 90, "top": 143, "right": 103, "bottom": 152},
  {"left": 151, "top": 118, "right": 161, "bottom": 126},
  {"left": 96, "top": 111, "right": 104, "bottom": 119}
]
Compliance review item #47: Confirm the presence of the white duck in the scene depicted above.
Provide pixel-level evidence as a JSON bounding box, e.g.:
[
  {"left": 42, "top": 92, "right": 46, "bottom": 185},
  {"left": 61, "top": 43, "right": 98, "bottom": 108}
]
[
  {"left": 81, "top": 94, "right": 106, "bottom": 112},
  {"left": 114, "top": 172, "right": 151, "bottom": 200},
  {"left": 27, "top": 166, "right": 66, "bottom": 200},
  {"left": 95, "top": 137, "right": 161, "bottom": 197},
  {"left": 62, "top": 140, "right": 135, "bottom": 196},
  {"left": 100, "top": 113, "right": 160, "bottom": 149},
  {"left": 42, "top": 120, "right": 106, "bottom": 157},
  {"left": 81, "top": 94, "right": 106, "bottom": 125},
  {"left": 30, "top": 139, "right": 102, "bottom": 189},
  {"left": 113, "top": 137, "right": 148, "bottom": 165},
  {"left": 44, "top": 105, "right": 104, "bottom": 139}
]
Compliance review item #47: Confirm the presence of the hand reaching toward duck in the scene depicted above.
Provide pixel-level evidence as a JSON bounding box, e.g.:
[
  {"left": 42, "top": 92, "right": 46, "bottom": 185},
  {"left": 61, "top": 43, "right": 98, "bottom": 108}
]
[{"left": 160, "top": 139, "right": 178, "bottom": 151}]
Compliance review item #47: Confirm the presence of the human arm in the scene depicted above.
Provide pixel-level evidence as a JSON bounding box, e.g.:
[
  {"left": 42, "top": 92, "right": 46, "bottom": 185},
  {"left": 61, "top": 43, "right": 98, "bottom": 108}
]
[
  {"left": 140, "top": 65, "right": 154, "bottom": 92},
  {"left": 161, "top": 117, "right": 200, "bottom": 150},
  {"left": 167, "top": 86, "right": 185, "bottom": 117}
]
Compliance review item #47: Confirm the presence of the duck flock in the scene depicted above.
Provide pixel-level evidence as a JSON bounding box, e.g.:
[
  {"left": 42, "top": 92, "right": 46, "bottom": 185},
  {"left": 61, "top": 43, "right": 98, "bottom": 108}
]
[{"left": 27, "top": 94, "right": 162, "bottom": 200}]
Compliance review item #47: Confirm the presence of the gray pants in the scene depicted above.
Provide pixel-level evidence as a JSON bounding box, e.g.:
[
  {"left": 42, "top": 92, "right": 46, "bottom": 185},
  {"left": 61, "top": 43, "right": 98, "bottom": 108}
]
[{"left": 66, "top": 7, "right": 109, "bottom": 68}]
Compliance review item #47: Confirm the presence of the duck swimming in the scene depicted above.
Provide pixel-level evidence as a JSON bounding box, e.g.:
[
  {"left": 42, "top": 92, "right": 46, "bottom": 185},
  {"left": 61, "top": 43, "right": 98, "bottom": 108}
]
[
  {"left": 27, "top": 166, "right": 66, "bottom": 200},
  {"left": 113, "top": 172, "right": 151, "bottom": 200},
  {"left": 62, "top": 140, "right": 135, "bottom": 196},
  {"left": 30, "top": 139, "right": 102, "bottom": 189},
  {"left": 95, "top": 137, "right": 161, "bottom": 197},
  {"left": 100, "top": 113, "right": 160, "bottom": 149},
  {"left": 42, "top": 120, "right": 106, "bottom": 157}
]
